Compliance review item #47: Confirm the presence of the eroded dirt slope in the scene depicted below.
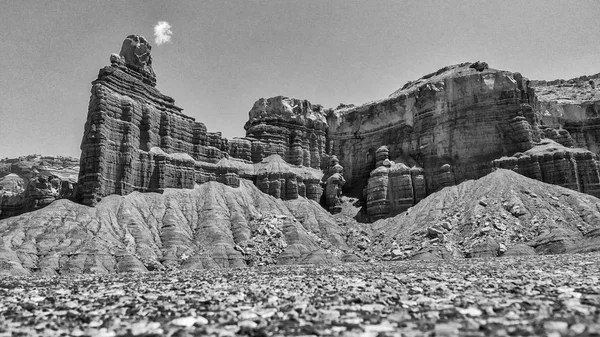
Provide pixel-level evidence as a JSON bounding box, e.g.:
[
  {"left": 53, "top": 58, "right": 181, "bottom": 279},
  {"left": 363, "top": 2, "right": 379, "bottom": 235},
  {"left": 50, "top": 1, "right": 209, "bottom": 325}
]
[
  {"left": 0, "top": 181, "right": 359, "bottom": 276},
  {"left": 368, "top": 169, "right": 600, "bottom": 260}
]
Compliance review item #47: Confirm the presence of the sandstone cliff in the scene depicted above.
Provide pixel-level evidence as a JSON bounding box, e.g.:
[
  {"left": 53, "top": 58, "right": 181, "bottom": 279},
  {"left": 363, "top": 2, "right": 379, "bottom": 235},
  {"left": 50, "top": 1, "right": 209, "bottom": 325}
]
[
  {"left": 75, "top": 37, "right": 600, "bottom": 223},
  {"left": 244, "top": 96, "right": 328, "bottom": 169},
  {"left": 321, "top": 63, "right": 600, "bottom": 219},
  {"left": 0, "top": 155, "right": 79, "bottom": 219},
  {"left": 78, "top": 36, "right": 325, "bottom": 207},
  {"left": 532, "top": 73, "right": 600, "bottom": 153},
  {"left": 0, "top": 180, "right": 357, "bottom": 276},
  {"left": 78, "top": 36, "right": 236, "bottom": 206}
]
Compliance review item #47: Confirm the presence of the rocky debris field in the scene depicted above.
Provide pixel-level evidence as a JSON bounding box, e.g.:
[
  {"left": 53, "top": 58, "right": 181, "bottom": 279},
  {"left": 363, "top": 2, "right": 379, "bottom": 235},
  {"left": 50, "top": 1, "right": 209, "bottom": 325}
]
[{"left": 1, "top": 253, "right": 599, "bottom": 337}]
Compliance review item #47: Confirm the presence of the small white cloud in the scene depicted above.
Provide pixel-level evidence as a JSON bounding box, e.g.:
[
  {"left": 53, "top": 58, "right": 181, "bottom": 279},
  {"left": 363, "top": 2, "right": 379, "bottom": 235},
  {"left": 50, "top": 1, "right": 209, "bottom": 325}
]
[{"left": 154, "top": 21, "right": 172, "bottom": 46}]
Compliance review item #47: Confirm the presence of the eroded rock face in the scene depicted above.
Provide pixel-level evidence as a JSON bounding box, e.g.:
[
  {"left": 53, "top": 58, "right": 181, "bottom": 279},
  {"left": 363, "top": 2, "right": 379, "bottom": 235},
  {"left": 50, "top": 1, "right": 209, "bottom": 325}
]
[
  {"left": 365, "top": 146, "right": 427, "bottom": 220},
  {"left": 493, "top": 140, "right": 600, "bottom": 198},
  {"left": 0, "top": 155, "right": 79, "bottom": 219},
  {"left": 75, "top": 40, "right": 600, "bottom": 224},
  {"left": 78, "top": 37, "right": 244, "bottom": 206},
  {"left": 322, "top": 156, "right": 345, "bottom": 213},
  {"left": 117, "top": 35, "right": 156, "bottom": 84},
  {"left": 254, "top": 155, "right": 323, "bottom": 202},
  {"left": 244, "top": 96, "right": 328, "bottom": 169},
  {"left": 328, "top": 63, "right": 539, "bottom": 195},
  {"left": 531, "top": 73, "right": 600, "bottom": 154},
  {"left": 78, "top": 37, "right": 325, "bottom": 208}
]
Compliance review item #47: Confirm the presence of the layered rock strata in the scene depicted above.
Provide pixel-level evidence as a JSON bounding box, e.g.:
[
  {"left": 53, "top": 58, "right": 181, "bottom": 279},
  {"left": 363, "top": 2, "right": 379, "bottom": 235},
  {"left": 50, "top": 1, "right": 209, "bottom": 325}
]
[
  {"left": 78, "top": 37, "right": 325, "bottom": 207},
  {"left": 493, "top": 139, "right": 600, "bottom": 197},
  {"left": 324, "top": 65, "right": 600, "bottom": 219},
  {"left": 0, "top": 155, "right": 79, "bottom": 219},
  {"left": 532, "top": 73, "right": 600, "bottom": 154},
  {"left": 244, "top": 96, "right": 328, "bottom": 169},
  {"left": 77, "top": 38, "right": 600, "bottom": 222},
  {"left": 327, "top": 63, "right": 539, "bottom": 194},
  {"left": 321, "top": 156, "right": 345, "bottom": 213},
  {"left": 253, "top": 155, "right": 323, "bottom": 201},
  {"left": 365, "top": 146, "right": 426, "bottom": 220}
]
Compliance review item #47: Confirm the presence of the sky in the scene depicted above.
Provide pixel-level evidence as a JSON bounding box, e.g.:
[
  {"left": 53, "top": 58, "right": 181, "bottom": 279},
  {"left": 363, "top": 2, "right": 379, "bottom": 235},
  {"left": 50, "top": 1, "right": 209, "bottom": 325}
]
[{"left": 1, "top": 0, "right": 599, "bottom": 159}]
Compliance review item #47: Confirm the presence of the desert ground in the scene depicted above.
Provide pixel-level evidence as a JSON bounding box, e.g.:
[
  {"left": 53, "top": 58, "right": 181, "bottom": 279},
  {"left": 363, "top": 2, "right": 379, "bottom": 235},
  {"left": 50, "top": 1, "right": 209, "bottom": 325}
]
[{"left": 1, "top": 253, "right": 599, "bottom": 337}]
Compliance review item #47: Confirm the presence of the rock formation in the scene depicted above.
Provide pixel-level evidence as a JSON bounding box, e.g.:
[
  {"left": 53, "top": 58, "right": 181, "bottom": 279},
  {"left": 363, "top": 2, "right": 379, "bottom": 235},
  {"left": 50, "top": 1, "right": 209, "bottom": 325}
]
[
  {"left": 76, "top": 38, "right": 600, "bottom": 222},
  {"left": 365, "top": 146, "right": 427, "bottom": 220},
  {"left": 244, "top": 96, "right": 328, "bottom": 169},
  {"left": 78, "top": 37, "right": 240, "bottom": 206},
  {"left": 531, "top": 73, "right": 600, "bottom": 153},
  {"left": 321, "top": 156, "right": 345, "bottom": 213},
  {"left": 78, "top": 37, "right": 324, "bottom": 207},
  {"left": 327, "top": 63, "right": 539, "bottom": 193},
  {"left": 493, "top": 139, "right": 600, "bottom": 197},
  {"left": 323, "top": 64, "right": 600, "bottom": 219},
  {"left": 0, "top": 155, "right": 79, "bottom": 219}
]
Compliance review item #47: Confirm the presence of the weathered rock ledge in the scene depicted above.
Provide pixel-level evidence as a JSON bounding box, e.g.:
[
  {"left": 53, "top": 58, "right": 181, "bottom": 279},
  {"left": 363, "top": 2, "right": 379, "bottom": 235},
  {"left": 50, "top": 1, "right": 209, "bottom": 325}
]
[{"left": 0, "top": 155, "right": 79, "bottom": 219}]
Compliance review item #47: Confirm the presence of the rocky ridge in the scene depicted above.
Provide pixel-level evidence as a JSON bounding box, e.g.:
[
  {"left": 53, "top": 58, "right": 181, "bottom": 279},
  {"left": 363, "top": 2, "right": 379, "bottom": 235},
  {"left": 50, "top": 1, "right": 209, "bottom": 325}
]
[{"left": 366, "top": 169, "right": 600, "bottom": 260}]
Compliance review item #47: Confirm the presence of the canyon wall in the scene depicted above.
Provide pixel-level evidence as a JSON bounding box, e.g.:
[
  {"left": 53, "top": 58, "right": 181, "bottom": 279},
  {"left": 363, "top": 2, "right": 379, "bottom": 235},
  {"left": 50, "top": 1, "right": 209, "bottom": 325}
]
[
  {"left": 78, "top": 36, "right": 324, "bottom": 206},
  {"left": 327, "top": 63, "right": 538, "bottom": 190},
  {"left": 532, "top": 74, "right": 600, "bottom": 154},
  {"left": 323, "top": 63, "right": 600, "bottom": 219},
  {"left": 76, "top": 37, "right": 600, "bottom": 222}
]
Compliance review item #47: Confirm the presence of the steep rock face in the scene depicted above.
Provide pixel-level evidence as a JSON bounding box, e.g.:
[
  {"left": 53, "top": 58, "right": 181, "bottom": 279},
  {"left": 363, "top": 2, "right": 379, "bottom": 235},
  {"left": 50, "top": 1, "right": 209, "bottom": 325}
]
[
  {"left": 365, "top": 146, "right": 427, "bottom": 220},
  {"left": 244, "top": 96, "right": 328, "bottom": 169},
  {"left": 327, "top": 63, "right": 539, "bottom": 196},
  {"left": 78, "top": 37, "right": 325, "bottom": 208},
  {"left": 0, "top": 155, "right": 79, "bottom": 219},
  {"left": 532, "top": 74, "right": 600, "bottom": 154},
  {"left": 253, "top": 155, "right": 323, "bottom": 202},
  {"left": 493, "top": 139, "right": 600, "bottom": 198},
  {"left": 78, "top": 36, "right": 241, "bottom": 206},
  {"left": 321, "top": 156, "right": 346, "bottom": 214},
  {"left": 367, "top": 169, "right": 600, "bottom": 260},
  {"left": 0, "top": 181, "right": 352, "bottom": 276}
]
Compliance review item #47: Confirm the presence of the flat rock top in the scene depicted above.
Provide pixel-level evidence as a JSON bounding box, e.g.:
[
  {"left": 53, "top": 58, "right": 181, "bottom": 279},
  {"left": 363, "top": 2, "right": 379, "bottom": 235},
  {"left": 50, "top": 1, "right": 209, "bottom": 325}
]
[
  {"left": 1, "top": 253, "right": 599, "bottom": 336},
  {"left": 388, "top": 62, "right": 493, "bottom": 98},
  {"left": 532, "top": 73, "right": 600, "bottom": 104},
  {"left": 332, "top": 62, "right": 501, "bottom": 116}
]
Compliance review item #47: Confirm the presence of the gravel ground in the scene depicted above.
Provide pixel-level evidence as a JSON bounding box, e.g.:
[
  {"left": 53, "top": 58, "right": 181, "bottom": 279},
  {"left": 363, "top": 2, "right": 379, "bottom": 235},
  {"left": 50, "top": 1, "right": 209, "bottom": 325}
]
[{"left": 1, "top": 254, "right": 600, "bottom": 337}]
